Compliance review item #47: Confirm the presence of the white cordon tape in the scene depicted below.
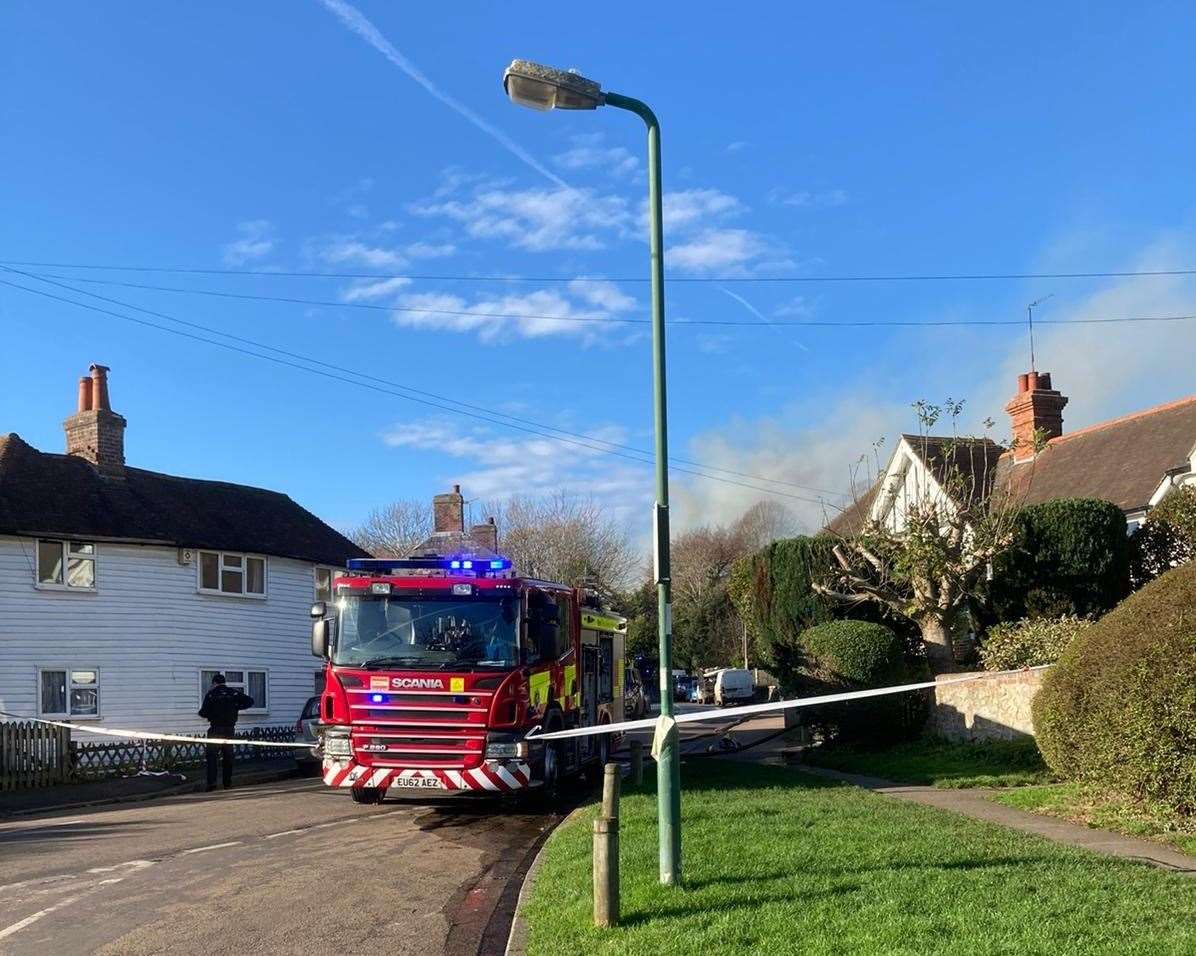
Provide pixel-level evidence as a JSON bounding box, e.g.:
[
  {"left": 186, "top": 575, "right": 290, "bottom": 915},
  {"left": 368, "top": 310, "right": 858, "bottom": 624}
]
[
  {"left": 525, "top": 665, "right": 1053, "bottom": 756},
  {"left": 0, "top": 711, "right": 311, "bottom": 748}
]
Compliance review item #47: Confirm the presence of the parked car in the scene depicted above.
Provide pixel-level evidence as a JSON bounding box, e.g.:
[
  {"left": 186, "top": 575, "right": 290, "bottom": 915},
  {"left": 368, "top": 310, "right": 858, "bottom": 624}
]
[
  {"left": 295, "top": 695, "right": 322, "bottom": 775},
  {"left": 624, "top": 666, "right": 649, "bottom": 719},
  {"left": 673, "top": 674, "right": 695, "bottom": 702},
  {"left": 714, "top": 668, "right": 754, "bottom": 707}
]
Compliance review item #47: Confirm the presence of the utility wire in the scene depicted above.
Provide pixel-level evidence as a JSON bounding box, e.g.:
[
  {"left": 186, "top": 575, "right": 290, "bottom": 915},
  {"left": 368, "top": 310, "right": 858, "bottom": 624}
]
[
  {"left": 4, "top": 258, "right": 1196, "bottom": 284},
  {"left": 21, "top": 270, "right": 1196, "bottom": 330},
  {"left": 0, "top": 269, "right": 843, "bottom": 508}
]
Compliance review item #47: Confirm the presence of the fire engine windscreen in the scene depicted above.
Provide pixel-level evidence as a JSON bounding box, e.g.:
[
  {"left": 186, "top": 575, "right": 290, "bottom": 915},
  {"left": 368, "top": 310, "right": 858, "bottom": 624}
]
[{"left": 332, "top": 595, "right": 520, "bottom": 669}]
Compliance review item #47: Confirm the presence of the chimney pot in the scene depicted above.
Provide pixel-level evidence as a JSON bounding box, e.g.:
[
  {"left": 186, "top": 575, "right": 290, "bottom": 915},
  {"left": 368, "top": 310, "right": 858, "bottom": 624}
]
[
  {"left": 77, "top": 377, "right": 93, "bottom": 413},
  {"left": 1005, "top": 370, "right": 1067, "bottom": 463},
  {"left": 1039, "top": 371, "right": 1052, "bottom": 390},
  {"left": 1026, "top": 371, "right": 1040, "bottom": 392},
  {"left": 89, "top": 364, "right": 112, "bottom": 412},
  {"left": 1017, "top": 373, "right": 1029, "bottom": 393}
]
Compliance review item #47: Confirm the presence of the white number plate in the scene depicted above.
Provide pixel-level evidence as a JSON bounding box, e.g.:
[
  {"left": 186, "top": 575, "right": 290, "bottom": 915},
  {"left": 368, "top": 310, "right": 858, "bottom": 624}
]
[{"left": 391, "top": 776, "right": 444, "bottom": 790}]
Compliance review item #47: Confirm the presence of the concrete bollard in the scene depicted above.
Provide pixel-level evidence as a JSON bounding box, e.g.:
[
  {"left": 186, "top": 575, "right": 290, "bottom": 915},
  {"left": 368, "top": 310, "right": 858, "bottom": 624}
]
[
  {"left": 629, "top": 740, "right": 643, "bottom": 786},
  {"left": 592, "top": 815, "right": 619, "bottom": 927},
  {"left": 601, "top": 761, "right": 621, "bottom": 819}
]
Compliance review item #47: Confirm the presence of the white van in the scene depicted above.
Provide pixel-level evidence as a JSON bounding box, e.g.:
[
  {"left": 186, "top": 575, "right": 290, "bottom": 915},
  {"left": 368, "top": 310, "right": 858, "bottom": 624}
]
[{"left": 714, "top": 668, "right": 754, "bottom": 707}]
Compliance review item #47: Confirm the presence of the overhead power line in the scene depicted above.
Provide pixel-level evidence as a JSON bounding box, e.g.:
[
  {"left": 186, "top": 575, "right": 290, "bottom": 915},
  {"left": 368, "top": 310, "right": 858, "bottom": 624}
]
[
  {"left": 21, "top": 271, "right": 1196, "bottom": 330},
  {"left": 4, "top": 258, "right": 1196, "bottom": 285},
  {"left": 0, "top": 267, "right": 843, "bottom": 507}
]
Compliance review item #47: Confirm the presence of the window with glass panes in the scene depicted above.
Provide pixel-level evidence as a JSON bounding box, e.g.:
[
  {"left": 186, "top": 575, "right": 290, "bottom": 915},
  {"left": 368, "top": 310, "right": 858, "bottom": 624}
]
[
  {"left": 39, "top": 668, "right": 100, "bottom": 717},
  {"left": 198, "top": 551, "right": 266, "bottom": 597},
  {"left": 200, "top": 669, "right": 267, "bottom": 711},
  {"left": 36, "top": 540, "right": 96, "bottom": 590},
  {"left": 314, "top": 567, "right": 343, "bottom": 602}
]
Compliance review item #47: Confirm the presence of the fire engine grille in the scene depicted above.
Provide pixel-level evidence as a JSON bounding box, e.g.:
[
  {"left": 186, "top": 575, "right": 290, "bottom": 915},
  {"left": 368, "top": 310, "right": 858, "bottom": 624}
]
[{"left": 346, "top": 686, "right": 492, "bottom": 769}]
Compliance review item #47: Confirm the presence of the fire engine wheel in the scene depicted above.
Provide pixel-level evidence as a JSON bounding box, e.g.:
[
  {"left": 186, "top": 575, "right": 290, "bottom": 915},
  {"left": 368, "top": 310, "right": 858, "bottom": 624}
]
[{"left": 351, "top": 786, "right": 386, "bottom": 805}]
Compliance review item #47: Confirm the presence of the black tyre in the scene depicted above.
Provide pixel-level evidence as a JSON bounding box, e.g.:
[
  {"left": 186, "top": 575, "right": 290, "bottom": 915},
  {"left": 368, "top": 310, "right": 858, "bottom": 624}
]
[{"left": 351, "top": 786, "right": 385, "bottom": 805}]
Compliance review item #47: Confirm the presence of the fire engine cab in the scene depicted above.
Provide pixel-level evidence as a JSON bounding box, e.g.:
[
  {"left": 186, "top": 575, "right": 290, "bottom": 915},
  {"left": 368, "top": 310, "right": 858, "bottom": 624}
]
[{"left": 311, "top": 556, "right": 626, "bottom": 803}]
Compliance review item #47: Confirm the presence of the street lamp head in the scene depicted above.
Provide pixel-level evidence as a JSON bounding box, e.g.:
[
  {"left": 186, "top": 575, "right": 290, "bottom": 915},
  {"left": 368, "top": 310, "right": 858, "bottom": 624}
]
[{"left": 502, "top": 59, "right": 603, "bottom": 111}]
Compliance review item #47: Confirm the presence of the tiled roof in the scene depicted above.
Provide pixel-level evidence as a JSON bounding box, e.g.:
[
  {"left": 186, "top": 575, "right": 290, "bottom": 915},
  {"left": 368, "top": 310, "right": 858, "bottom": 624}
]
[
  {"left": 0, "top": 433, "right": 368, "bottom": 567},
  {"left": 996, "top": 395, "right": 1196, "bottom": 513}
]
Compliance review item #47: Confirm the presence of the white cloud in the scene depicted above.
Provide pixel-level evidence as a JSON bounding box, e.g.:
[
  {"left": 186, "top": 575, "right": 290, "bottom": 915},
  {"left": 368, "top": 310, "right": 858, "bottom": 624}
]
[
  {"left": 320, "top": 240, "right": 408, "bottom": 269},
  {"left": 412, "top": 183, "right": 631, "bottom": 252},
  {"left": 404, "top": 241, "right": 456, "bottom": 259},
  {"left": 667, "top": 228, "right": 769, "bottom": 273},
  {"left": 661, "top": 188, "right": 744, "bottom": 231},
  {"left": 553, "top": 134, "right": 639, "bottom": 176},
  {"left": 725, "top": 141, "right": 748, "bottom": 153},
  {"left": 222, "top": 220, "right": 275, "bottom": 265},
  {"left": 380, "top": 417, "right": 647, "bottom": 504},
  {"left": 769, "top": 188, "right": 850, "bottom": 208},
  {"left": 391, "top": 279, "right": 637, "bottom": 342},
  {"left": 340, "top": 276, "right": 412, "bottom": 302}
]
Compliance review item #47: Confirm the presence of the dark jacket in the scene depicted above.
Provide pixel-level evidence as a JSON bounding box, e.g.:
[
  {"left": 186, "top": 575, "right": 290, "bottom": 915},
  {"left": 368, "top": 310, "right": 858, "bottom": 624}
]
[{"left": 199, "top": 685, "right": 254, "bottom": 728}]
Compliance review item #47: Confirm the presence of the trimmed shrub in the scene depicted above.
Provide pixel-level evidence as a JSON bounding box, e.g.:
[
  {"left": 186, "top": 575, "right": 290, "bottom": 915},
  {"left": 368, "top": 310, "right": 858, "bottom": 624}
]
[
  {"left": 796, "top": 620, "right": 928, "bottom": 745},
  {"left": 990, "top": 498, "right": 1129, "bottom": 620},
  {"left": 1033, "top": 561, "right": 1196, "bottom": 815},
  {"left": 1130, "top": 486, "right": 1196, "bottom": 588},
  {"left": 978, "top": 616, "right": 1092, "bottom": 671}
]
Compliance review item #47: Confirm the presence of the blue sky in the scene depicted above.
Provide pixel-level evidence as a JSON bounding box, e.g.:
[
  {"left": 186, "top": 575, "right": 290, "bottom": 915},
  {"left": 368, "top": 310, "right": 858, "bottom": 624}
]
[{"left": 3, "top": 2, "right": 1196, "bottom": 535}]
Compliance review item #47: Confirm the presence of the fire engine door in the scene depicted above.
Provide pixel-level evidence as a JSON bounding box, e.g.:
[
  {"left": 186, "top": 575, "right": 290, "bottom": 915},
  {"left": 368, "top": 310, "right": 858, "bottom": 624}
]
[
  {"left": 598, "top": 637, "right": 614, "bottom": 703},
  {"left": 581, "top": 645, "right": 599, "bottom": 760}
]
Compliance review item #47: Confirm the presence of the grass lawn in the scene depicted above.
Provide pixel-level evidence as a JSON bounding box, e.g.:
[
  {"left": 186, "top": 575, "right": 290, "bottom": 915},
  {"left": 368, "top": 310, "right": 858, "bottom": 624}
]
[
  {"left": 521, "top": 761, "right": 1196, "bottom": 955},
  {"left": 801, "top": 737, "right": 1053, "bottom": 788},
  {"left": 992, "top": 783, "right": 1196, "bottom": 858}
]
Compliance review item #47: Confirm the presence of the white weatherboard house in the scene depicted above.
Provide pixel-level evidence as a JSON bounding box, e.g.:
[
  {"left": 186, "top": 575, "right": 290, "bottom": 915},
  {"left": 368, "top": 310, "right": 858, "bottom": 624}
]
[{"left": 0, "top": 364, "right": 367, "bottom": 737}]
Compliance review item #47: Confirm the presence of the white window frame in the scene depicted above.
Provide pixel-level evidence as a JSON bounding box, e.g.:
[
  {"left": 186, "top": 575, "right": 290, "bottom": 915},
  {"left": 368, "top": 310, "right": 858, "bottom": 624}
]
[
  {"left": 199, "top": 667, "right": 269, "bottom": 715},
  {"left": 35, "top": 539, "right": 98, "bottom": 592},
  {"left": 38, "top": 666, "right": 102, "bottom": 720},
  {"left": 197, "top": 550, "right": 268, "bottom": 599},
  {"left": 313, "top": 566, "right": 343, "bottom": 603}
]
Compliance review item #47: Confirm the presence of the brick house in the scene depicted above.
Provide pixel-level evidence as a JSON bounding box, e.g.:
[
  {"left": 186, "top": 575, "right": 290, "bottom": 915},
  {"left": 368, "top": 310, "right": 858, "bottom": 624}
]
[
  {"left": 828, "top": 370, "right": 1196, "bottom": 537},
  {"left": 0, "top": 364, "right": 367, "bottom": 735}
]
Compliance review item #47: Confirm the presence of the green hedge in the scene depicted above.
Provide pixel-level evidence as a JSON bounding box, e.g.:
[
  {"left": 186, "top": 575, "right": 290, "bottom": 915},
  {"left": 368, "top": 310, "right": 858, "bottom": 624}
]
[
  {"left": 797, "top": 620, "right": 927, "bottom": 745},
  {"left": 1130, "top": 486, "right": 1196, "bottom": 588},
  {"left": 1033, "top": 561, "right": 1196, "bottom": 815},
  {"left": 978, "top": 616, "right": 1092, "bottom": 671},
  {"left": 990, "top": 498, "right": 1129, "bottom": 620}
]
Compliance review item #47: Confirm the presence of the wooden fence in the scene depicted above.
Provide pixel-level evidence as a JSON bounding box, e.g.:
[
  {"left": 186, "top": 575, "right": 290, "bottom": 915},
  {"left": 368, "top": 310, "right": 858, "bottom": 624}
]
[
  {"left": 0, "top": 721, "right": 72, "bottom": 791},
  {"left": 1, "top": 722, "right": 298, "bottom": 790}
]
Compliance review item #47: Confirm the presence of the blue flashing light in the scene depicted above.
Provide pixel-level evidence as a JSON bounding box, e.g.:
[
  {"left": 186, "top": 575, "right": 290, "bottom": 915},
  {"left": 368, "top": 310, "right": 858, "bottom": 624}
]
[
  {"left": 370, "top": 693, "right": 385, "bottom": 703},
  {"left": 489, "top": 559, "right": 506, "bottom": 570},
  {"left": 449, "top": 560, "right": 461, "bottom": 569},
  {"left": 462, "top": 560, "right": 474, "bottom": 570}
]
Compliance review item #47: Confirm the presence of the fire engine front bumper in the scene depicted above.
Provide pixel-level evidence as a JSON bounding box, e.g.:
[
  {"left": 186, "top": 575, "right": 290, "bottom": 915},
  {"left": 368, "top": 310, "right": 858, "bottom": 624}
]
[{"left": 322, "top": 758, "right": 535, "bottom": 793}]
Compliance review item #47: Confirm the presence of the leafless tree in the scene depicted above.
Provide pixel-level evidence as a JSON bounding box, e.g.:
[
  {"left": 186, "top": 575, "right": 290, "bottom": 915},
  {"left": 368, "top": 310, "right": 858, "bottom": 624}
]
[
  {"left": 483, "top": 492, "right": 636, "bottom": 593},
  {"left": 348, "top": 499, "right": 433, "bottom": 558},
  {"left": 817, "top": 400, "right": 1037, "bottom": 672}
]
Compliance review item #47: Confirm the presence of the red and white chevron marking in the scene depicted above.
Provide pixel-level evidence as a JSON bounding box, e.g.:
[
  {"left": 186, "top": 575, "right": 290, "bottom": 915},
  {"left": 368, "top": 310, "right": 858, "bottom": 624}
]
[{"left": 322, "top": 759, "right": 533, "bottom": 792}]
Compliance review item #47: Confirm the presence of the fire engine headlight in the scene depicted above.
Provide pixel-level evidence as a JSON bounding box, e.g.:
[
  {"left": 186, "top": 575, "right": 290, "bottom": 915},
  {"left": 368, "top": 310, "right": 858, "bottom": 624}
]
[
  {"left": 323, "top": 727, "right": 352, "bottom": 758},
  {"left": 484, "top": 733, "right": 528, "bottom": 760}
]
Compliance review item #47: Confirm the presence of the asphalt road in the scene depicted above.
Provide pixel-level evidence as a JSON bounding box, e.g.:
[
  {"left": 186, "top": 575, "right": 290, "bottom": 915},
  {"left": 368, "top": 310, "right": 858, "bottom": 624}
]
[{"left": 0, "top": 776, "right": 566, "bottom": 956}]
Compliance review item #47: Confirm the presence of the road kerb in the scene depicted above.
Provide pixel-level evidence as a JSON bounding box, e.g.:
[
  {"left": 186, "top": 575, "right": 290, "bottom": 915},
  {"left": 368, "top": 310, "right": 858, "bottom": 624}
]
[{"left": 505, "top": 805, "right": 587, "bottom": 956}]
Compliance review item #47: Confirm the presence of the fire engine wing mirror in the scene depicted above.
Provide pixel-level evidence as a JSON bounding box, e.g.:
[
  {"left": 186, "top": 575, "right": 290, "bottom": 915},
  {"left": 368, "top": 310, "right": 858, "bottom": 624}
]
[
  {"left": 310, "top": 601, "right": 327, "bottom": 620},
  {"left": 311, "top": 619, "right": 331, "bottom": 659}
]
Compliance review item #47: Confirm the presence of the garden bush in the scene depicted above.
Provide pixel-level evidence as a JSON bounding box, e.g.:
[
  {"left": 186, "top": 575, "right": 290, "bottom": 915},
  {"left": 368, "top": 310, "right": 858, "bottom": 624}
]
[
  {"left": 1033, "top": 561, "right": 1196, "bottom": 815},
  {"left": 990, "top": 498, "right": 1129, "bottom": 621},
  {"left": 796, "top": 619, "right": 928, "bottom": 745},
  {"left": 978, "top": 615, "right": 1092, "bottom": 671},
  {"left": 1129, "top": 486, "right": 1196, "bottom": 588}
]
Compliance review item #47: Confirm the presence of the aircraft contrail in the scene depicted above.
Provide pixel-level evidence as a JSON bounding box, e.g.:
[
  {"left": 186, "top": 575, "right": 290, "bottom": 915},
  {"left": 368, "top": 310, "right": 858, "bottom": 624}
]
[
  {"left": 317, "top": 0, "right": 570, "bottom": 190},
  {"left": 719, "top": 286, "right": 810, "bottom": 351}
]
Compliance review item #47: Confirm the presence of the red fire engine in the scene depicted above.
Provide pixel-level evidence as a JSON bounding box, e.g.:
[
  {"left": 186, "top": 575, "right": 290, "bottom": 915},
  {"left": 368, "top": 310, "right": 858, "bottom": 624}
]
[{"left": 311, "top": 556, "right": 627, "bottom": 803}]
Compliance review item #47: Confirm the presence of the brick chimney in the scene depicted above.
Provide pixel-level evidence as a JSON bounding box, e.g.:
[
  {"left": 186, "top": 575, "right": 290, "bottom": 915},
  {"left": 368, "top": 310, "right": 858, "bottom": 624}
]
[
  {"left": 64, "top": 364, "right": 127, "bottom": 476},
  {"left": 1005, "top": 371, "right": 1067, "bottom": 463},
  {"left": 470, "top": 516, "right": 498, "bottom": 553},
  {"left": 432, "top": 485, "right": 464, "bottom": 533}
]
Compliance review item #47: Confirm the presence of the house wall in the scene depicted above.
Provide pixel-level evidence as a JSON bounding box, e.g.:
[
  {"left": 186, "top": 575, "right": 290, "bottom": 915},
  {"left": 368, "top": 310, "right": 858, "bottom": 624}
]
[
  {"left": 0, "top": 536, "right": 325, "bottom": 737},
  {"left": 930, "top": 669, "right": 1044, "bottom": 742},
  {"left": 874, "top": 444, "right": 955, "bottom": 533}
]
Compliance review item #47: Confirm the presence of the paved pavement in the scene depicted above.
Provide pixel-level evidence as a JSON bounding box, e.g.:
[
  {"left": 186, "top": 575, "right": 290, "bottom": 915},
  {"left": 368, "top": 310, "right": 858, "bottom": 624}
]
[
  {"left": 0, "top": 776, "right": 566, "bottom": 955},
  {"left": 800, "top": 765, "right": 1196, "bottom": 876}
]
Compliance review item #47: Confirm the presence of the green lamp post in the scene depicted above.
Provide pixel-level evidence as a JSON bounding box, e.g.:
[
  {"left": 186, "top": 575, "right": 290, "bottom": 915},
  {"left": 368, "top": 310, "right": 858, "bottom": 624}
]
[{"left": 502, "top": 59, "right": 681, "bottom": 887}]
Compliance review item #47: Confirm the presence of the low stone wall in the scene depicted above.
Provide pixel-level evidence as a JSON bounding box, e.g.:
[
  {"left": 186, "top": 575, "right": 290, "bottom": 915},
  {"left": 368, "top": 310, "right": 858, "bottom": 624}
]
[{"left": 930, "top": 669, "right": 1045, "bottom": 742}]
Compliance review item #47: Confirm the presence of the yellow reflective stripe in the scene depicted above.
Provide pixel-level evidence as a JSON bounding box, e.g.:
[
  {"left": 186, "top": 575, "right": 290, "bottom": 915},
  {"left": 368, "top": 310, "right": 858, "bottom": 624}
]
[
  {"left": 529, "top": 670, "right": 550, "bottom": 708},
  {"left": 581, "top": 612, "right": 627, "bottom": 632},
  {"left": 561, "top": 664, "right": 577, "bottom": 708}
]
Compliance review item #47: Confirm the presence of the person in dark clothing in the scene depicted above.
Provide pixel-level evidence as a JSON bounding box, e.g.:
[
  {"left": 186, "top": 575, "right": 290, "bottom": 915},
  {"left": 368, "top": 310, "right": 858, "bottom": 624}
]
[{"left": 198, "top": 673, "right": 254, "bottom": 791}]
